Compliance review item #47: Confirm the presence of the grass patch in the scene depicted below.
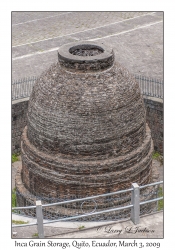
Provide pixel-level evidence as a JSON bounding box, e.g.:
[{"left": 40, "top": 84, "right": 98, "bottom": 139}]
[
  {"left": 12, "top": 188, "right": 17, "bottom": 208},
  {"left": 152, "top": 152, "right": 161, "bottom": 159},
  {"left": 158, "top": 187, "right": 164, "bottom": 211},
  {"left": 12, "top": 220, "right": 29, "bottom": 225},
  {"left": 78, "top": 225, "right": 85, "bottom": 230},
  {"left": 12, "top": 153, "right": 19, "bottom": 163},
  {"left": 32, "top": 233, "right": 39, "bottom": 238},
  {"left": 152, "top": 152, "right": 163, "bottom": 165}
]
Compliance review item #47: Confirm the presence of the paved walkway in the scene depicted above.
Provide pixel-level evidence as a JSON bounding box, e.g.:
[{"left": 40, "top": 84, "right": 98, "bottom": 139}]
[
  {"left": 52, "top": 212, "right": 163, "bottom": 239},
  {"left": 12, "top": 212, "right": 163, "bottom": 239},
  {"left": 12, "top": 11, "right": 163, "bottom": 80}
]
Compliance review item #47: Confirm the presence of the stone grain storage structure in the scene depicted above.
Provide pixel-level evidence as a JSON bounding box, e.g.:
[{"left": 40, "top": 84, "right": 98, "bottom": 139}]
[{"left": 16, "top": 41, "right": 155, "bottom": 214}]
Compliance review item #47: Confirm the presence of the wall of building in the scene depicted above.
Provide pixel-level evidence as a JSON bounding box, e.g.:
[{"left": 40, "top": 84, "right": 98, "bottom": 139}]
[{"left": 12, "top": 96, "right": 163, "bottom": 155}]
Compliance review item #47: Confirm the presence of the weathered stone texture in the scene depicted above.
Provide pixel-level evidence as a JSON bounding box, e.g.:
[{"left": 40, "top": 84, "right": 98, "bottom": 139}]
[
  {"left": 12, "top": 100, "right": 28, "bottom": 154},
  {"left": 58, "top": 43, "right": 114, "bottom": 71},
  {"left": 12, "top": 97, "right": 163, "bottom": 155},
  {"left": 144, "top": 97, "right": 163, "bottom": 154},
  {"left": 20, "top": 124, "right": 153, "bottom": 198},
  {"left": 15, "top": 42, "right": 155, "bottom": 206},
  {"left": 27, "top": 61, "right": 146, "bottom": 157}
]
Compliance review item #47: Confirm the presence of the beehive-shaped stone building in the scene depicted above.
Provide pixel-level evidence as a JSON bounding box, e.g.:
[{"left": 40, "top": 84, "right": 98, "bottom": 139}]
[{"left": 17, "top": 41, "right": 153, "bottom": 204}]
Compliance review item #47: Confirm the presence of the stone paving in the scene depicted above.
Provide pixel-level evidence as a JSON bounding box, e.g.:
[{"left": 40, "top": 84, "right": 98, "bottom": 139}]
[
  {"left": 12, "top": 11, "right": 163, "bottom": 80},
  {"left": 53, "top": 212, "right": 163, "bottom": 239},
  {"left": 12, "top": 12, "right": 149, "bottom": 46}
]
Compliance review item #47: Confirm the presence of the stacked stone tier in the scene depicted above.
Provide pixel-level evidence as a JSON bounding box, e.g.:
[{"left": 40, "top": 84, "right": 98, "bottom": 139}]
[{"left": 21, "top": 124, "right": 153, "bottom": 198}]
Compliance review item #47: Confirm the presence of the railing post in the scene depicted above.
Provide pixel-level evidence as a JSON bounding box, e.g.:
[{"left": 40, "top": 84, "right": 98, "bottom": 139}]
[
  {"left": 36, "top": 200, "right": 44, "bottom": 238},
  {"left": 131, "top": 183, "right": 140, "bottom": 225}
]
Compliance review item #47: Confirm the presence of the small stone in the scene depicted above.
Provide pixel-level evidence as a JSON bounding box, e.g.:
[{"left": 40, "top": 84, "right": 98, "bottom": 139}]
[{"left": 12, "top": 232, "right": 17, "bottom": 237}]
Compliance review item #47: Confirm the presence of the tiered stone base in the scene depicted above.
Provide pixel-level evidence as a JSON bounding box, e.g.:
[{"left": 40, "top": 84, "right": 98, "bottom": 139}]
[
  {"left": 15, "top": 158, "right": 159, "bottom": 220},
  {"left": 15, "top": 123, "right": 157, "bottom": 215},
  {"left": 20, "top": 124, "right": 153, "bottom": 198}
]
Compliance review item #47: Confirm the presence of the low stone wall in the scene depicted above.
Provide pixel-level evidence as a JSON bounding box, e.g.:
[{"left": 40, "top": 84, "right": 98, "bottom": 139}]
[
  {"left": 143, "top": 96, "right": 163, "bottom": 154},
  {"left": 12, "top": 96, "right": 163, "bottom": 155},
  {"left": 12, "top": 98, "right": 29, "bottom": 154}
]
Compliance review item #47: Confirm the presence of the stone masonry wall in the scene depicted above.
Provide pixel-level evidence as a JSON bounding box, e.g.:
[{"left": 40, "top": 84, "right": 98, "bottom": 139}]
[
  {"left": 143, "top": 96, "right": 163, "bottom": 154},
  {"left": 27, "top": 62, "right": 146, "bottom": 157},
  {"left": 12, "top": 96, "right": 163, "bottom": 155},
  {"left": 12, "top": 98, "right": 29, "bottom": 154},
  {"left": 19, "top": 124, "right": 153, "bottom": 198}
]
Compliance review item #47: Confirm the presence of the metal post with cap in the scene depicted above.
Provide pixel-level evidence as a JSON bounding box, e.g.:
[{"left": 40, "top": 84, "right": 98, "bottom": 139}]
[
  {"left": 36, "top": 200, "right": 44, "bottom": 238},
  {"left": 131, "top": 183, "right": 140, "bottom": 225}
]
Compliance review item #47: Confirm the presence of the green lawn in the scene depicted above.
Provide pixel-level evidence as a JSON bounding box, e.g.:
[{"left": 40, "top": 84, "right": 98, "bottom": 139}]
[
  {"left": 12, "top": 220, "right": 29, "bottom": 225},
  {"left": 158, "top": 187, "right": 164, "bottom": 211},
  {"left": 12, "top": 188, "right": 16, "bottom": 208},
  {"left": 12, "top": 154, "right": 19, "bottom": 163}
]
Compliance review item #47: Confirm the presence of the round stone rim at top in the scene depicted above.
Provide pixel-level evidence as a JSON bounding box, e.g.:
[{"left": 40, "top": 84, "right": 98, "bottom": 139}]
[{"left": 58, "top": 41, "right": 114, "bottom": 64}]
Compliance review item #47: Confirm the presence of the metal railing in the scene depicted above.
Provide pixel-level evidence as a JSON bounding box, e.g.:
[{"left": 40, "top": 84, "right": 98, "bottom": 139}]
[
  {"left": 135, "top": 75, "right": 163, "bottom": 99},
  {"left": 12, "top": 76, "right": 37, "bottom": 101},
  {"left": 12, "top": 75, "right": 163, "bottom": 101},
  {"left": 12, "top": 181, "right": 163, "bottom": 238}
]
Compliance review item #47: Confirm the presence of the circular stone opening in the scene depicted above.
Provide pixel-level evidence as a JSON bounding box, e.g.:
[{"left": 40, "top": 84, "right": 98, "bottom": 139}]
[
  {"left": 58, "top": 41, "right": 114, "bottom": 71},
  {"left": 69, "top": 44, "right": 104, "bottom": 56}
]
